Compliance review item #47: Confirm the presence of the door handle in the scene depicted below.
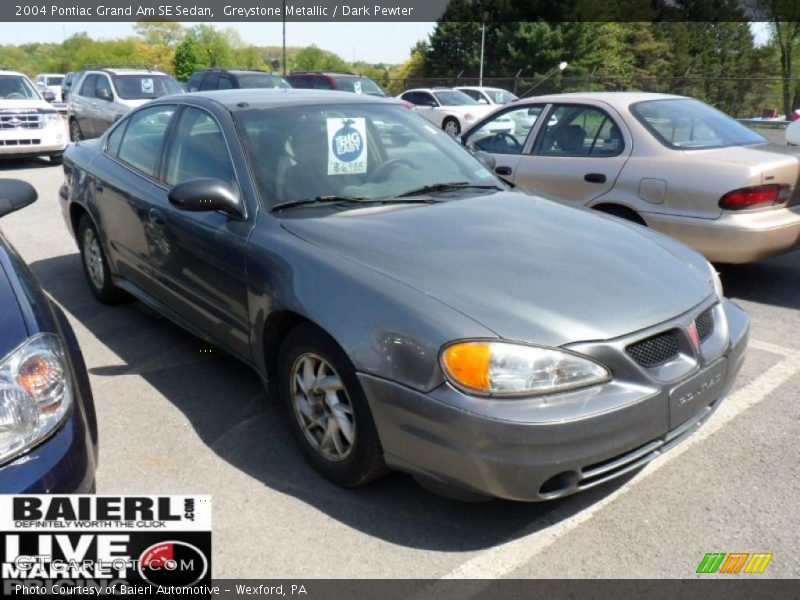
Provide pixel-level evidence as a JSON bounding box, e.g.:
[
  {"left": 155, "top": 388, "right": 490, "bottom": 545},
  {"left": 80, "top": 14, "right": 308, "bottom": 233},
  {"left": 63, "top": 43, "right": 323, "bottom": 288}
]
[
  {"left": 93, "top": 180, "right": 103, "bottom": 193},
  {"left": 495, "top": 166, "right": 513, "bottom": 176},
  {"left": 584, "top": 173, "right": 607, "bottom": 184}
]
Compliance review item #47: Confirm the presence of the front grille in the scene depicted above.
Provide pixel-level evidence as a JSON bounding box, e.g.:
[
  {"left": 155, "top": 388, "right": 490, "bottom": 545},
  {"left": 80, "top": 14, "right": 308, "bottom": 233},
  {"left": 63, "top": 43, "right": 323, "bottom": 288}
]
[
  {"left": 695, "top": 307, "right": 715, "bottom": 342},
  {"left": 0, "top": 111, "right": 42, "bottom": 130},
  {"left": 0, "top": 139, "right": 41, "bottom": 147},
  {"left": 626, "top": 330, "right": 679, "bottom": 368}
]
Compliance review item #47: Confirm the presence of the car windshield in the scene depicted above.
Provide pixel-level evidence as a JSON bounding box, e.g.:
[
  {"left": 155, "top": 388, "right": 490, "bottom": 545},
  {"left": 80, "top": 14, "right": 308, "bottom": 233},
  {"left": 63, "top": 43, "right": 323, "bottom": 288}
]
[
  {"left": 237, "top": 74, "right": 291, "bottom": 89},
  {"left": 0, "top": 75, "right": 39, "bottom": 100},
  {"left": 433, "top": 90, "right": 479, "bottom": 106},
  {"left": 235, "top": 103, "right": 502, "bottom": 210},
  {"left": 112, "top": 74, "right": 182, "bottom": 100},
  {"left": 46, "top": 76, "right": 64, "bottom": 86},
  {"left": 631, "top": 98, "right": 765, "bottom": 149},
  {"left": 334, "top": 77, "right": 384, "bottom": 95},
  {"left": 487, "top": 89, "right": 517, "bottom": 103}
]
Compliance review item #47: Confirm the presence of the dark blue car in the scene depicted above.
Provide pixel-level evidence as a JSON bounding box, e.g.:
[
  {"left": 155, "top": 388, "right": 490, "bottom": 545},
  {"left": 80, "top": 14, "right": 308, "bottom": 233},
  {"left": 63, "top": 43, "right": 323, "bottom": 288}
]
[{"left": 0, "top": 179, "right": 97, "bottom": 492}]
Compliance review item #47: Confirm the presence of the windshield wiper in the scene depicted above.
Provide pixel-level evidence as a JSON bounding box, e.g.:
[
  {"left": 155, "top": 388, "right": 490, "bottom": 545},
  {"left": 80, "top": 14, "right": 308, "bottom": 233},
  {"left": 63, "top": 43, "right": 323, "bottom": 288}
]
[
  {"left": 271, "top": 195, "right": 436, "bottom": 212},
  {"left": 396, "top": 182, "right": 504, "bottom": 198}
]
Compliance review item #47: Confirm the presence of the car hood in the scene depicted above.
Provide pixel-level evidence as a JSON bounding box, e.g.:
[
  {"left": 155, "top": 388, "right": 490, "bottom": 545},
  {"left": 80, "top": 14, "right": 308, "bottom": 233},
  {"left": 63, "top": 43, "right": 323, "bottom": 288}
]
[
  {"left": 0, "top": 250, "right": 29, "bottom": 360},
  {"left": 281, "top": 192, "right": 713, "bottom": 346},
  {"left": 0, "top": 99, "right": 53, "bottom": 111}
]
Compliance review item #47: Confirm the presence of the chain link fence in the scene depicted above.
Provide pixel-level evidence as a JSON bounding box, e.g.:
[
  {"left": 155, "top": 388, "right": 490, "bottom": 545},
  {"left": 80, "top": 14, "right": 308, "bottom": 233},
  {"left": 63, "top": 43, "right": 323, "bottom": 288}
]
[{"left": 380, "top": 75, "right": 790, "bottom": 119}]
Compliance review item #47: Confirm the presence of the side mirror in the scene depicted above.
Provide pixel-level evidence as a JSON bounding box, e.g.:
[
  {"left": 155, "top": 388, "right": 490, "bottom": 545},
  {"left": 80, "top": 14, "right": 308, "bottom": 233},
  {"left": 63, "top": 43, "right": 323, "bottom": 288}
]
[
  {"left": 96, "top": 88, "right": 113, "bottom": 101},
  {"left": 168, "top": 179, "right": 242, "bottom": 218},
  {"left": 42, "top": 89, "right": 56, "bottom": 102},
  {"left": 0, "top": 179, "right": 37, "bottom": 218},
  {"left": 473, "top": 150, "right": 496, "bottom": 170}
]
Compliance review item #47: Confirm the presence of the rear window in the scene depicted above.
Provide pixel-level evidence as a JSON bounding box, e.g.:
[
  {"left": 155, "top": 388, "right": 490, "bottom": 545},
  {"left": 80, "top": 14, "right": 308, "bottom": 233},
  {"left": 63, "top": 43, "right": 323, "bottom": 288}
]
[
  {"left": 46, "top": 76, "right": 64, "bottom": 86},
  {"left": 237, "top": 74, "right": 290, "bottom": 89},
  {"left": 333, "top": 77, "right": 384, "bottom": 95},
  {"left": 112, "top": 74, "right": 182, "bottom": 100},
  {"left": 631, "top": 98, "right": 765, "bottom": 150}
]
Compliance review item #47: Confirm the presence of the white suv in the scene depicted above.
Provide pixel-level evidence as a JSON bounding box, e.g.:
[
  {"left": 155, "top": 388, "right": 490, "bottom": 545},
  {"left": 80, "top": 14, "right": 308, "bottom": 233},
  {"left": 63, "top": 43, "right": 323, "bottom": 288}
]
[
  {"left": 397, "top": 87, "right": 513, "bottom": 136},
  {"left": 68, "top": 68, "right": 182, "bottom": 140},
  {"left": 0, "top": 70, "right": 67, "bottom": 164}
]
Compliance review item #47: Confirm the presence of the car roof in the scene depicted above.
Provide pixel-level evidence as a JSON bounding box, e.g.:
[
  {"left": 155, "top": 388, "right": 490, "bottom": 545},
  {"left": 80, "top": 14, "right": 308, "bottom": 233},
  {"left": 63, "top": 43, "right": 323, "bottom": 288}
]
[
  {"left": 0, "top": 70, "right": 27, "bottom": 78},
  {"left": 456, "top": 86, "right": 507, "bottom": 92},
  {"left": 288, "top": 72, "right": 366, "bottom": 78},
  {"left": 517, "top": 91, "right": 687, "bottom": 108},
  {"left": 197, "top": 69, "right": 281, "bottom": 76},
  {"left": 170, "top": 88, "right": 397, "bottom": 111},
  {"left": 87, "top": 68, "right": 169, "bottom": 76}
]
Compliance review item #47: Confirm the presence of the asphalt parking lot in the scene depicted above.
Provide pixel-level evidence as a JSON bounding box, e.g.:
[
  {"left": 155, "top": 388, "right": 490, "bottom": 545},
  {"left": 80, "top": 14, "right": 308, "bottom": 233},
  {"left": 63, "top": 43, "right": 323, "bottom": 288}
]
[{"left": 1, "top": 138, "right": 799, "bottom": 578}]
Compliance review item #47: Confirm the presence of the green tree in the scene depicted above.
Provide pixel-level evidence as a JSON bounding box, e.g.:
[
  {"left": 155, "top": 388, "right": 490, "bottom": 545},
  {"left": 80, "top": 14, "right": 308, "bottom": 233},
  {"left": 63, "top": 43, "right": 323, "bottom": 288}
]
[{"left": 173, "top": 35, "right": 199, "bottom": 81}]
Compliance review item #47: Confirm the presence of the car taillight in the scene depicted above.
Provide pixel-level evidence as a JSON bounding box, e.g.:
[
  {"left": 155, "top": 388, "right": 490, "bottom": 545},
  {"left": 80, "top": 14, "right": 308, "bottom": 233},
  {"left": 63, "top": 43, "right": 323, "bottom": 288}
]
[
  {"left": 400, "top": 100, "right": 414, "bottom": 109},
  {"left": 718, "top": 184, "right": 790, "bottom": 210}
]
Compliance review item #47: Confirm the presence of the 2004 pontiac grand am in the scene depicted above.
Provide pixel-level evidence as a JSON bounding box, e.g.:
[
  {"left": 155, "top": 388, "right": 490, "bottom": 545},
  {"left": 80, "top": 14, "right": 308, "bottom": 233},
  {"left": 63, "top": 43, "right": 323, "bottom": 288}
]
[{"left": 59, "top": 89, "right": 749, "bottom": 501}]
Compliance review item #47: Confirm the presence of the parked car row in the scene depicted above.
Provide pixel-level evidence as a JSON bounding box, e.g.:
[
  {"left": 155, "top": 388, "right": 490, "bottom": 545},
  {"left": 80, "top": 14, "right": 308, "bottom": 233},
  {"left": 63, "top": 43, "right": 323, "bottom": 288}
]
[{"left": 52, "top": 88, "right": 751, "bottom": 502}]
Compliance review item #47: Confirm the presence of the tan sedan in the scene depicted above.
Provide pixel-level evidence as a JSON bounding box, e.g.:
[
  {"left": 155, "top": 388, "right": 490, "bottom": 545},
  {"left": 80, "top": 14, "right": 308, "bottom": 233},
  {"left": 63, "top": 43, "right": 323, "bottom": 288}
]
[{"left": 461, "top": 92, "right": 800, "bottom": 263}]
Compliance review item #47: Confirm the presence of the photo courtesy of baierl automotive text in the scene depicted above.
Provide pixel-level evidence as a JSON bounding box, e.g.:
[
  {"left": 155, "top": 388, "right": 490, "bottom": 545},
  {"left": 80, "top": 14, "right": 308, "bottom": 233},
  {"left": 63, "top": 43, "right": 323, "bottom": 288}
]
[{"left": 0, "top": 0, "right": 797, "bottom": 597}]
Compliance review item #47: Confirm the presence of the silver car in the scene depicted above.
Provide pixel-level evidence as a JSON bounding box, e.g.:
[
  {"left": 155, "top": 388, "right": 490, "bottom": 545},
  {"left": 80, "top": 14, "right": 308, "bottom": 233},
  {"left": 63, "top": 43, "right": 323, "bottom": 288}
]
[
  {"left": 67, "top": 68, "right": 182, "bottom": 141},
  {"left": 463, "top": 92, "right": 800, "bottom": 264}
]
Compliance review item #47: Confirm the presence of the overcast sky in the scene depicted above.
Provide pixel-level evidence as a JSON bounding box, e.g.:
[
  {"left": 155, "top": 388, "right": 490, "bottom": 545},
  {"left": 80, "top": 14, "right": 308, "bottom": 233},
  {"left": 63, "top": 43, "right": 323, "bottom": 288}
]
[{"left": 3, "top": 22, "right": 436, "bottom": 64}]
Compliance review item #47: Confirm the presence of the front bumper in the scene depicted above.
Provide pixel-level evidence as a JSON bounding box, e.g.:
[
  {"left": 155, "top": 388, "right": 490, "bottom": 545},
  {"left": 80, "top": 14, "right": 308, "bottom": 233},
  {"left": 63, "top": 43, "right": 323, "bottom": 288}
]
[
  {"left": 360, "top": 299, "right": 749, "bottom": 501},
  {"left": 645, "top": 206, "right": 800, "bottom": 264},
  {"left": 0, "top": 123, "right": 68, "bottom": 158}
]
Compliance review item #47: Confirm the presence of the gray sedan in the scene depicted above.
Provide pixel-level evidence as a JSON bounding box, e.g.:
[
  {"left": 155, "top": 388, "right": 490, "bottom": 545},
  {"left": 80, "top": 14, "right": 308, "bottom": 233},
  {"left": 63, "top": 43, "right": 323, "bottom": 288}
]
[{"left": 59, "top": 89, "right": 748, "bottom": 501}]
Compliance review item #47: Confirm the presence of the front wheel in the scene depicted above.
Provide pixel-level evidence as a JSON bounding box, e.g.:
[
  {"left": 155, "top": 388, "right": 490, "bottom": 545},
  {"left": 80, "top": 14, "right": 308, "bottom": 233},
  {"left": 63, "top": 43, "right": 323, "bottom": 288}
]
[
  {"left": 442, "top": 117, "right": 461, "bottom": 136},
  {"left": 278, "top": 323, "right": 388, "bottom": 487},
  {"left": 69, "top": 119, "right": 83, "bottom": 142}
]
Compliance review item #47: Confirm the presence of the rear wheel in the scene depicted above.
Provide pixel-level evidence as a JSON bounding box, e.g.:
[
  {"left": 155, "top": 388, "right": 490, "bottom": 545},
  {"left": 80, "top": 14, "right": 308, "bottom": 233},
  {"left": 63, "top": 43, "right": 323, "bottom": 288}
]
[
  {"left": 69, "top": 119, "right": 83, "bottom": 142},
  {"left": 278, "top": 323, "right": 388, "bottom": 487},
  {"left": 78, "top": 215, "right": 125, "bottom": 303},
  {"left": 442, "top": 117, "right": 461, "bottom": 136},
  {"left": 594, "top": 204, "right": 647, "bottom": 226}
]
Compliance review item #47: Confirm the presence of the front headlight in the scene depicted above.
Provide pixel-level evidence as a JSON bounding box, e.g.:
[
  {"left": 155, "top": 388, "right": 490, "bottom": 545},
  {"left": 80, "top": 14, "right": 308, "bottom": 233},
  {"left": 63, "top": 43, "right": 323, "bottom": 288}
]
[
  {"left": 0, "top": 333, "right": 72, "bottom": 464},
  {"left": 41, "top": 112, "right": 61, "bottom": 127},
  {"left": 710, "top": 266, "right": 724, "bottom": 299},
  {"left": 441, "top": 341, "right": 610, "bottom": 397}
]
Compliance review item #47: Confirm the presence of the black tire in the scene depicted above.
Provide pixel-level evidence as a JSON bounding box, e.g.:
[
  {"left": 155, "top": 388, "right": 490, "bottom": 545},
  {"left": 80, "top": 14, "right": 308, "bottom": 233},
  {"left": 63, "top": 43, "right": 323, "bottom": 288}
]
[
  {"left": 278, "top": 323, "right": 388, "bottom": 487},
  {"left": 594, "top": 204, "right": 647, "bottom": 226},
  {"left": 442, "top": 117, "right": 461, "bottom": 136},
  {"left": 49, "top": 154, "right": 63, "bottom": 165},
  {"left": 77, "top": 214, "right": 125, "bottom": 303},
  {"left": 69, "top": 119, "right": 83, "bottom": 142}
]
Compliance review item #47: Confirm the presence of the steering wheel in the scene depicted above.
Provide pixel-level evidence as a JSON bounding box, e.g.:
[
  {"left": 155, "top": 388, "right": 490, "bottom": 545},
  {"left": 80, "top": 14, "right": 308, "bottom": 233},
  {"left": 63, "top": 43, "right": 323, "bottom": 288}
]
[
  {"left": 484, "top": 132, "right": 522, "bottom": 152},
  {"left": 371, "top": 159, "right": 416, "bottom": 182},
  {"left": 6, "top": 93, "right": 25, "bottom": 100}
]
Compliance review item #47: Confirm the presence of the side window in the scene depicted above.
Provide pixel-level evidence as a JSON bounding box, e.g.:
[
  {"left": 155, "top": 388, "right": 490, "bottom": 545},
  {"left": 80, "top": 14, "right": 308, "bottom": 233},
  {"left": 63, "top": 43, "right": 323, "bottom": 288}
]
[
  {"left": 80, "top": 74, "right": 97, "bottom": 97},
  {"left": 217, "top": 76, "right": 234, "bottom": 90},
  {"left": 420, "top": 93, "right": 437, "bottom": 107},
  {"left": 164, "top": 107, "right": 235, "bottom": 187},
  {"left": 96, "top": 75, "right": 112, "bottom": 98},
  {"left": 186, "top": 73, "right": 204, "bottom": 92},
  {"left": 105, "top": 121, "right": 126, "bottom": 156},
  {"left": 116, "top": 105, "right": 176, "bottom": 178},
  {"left": 313, "top": 76, "right": 332, "bottom": 90},
  {"left": 533, "top": 105, "right": 624, "bottom": 157},
  {"left": 199, "top": 73, "right": 219, "bottom": 91},
  {"left": 465, "top": 105, "right": 544, "bottom": 155},
  {"left": 400, "top": 91, "right": 416, "bottom": 104}
]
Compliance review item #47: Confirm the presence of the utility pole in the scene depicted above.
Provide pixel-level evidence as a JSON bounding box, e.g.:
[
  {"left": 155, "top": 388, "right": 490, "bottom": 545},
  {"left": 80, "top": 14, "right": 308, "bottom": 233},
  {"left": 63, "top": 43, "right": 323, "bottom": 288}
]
[
  {"left": 479, "top": 20, "right": 486, "bottom": 86},
  {"left": 282, "top": 0, "right": 287, "bottom": 76}
]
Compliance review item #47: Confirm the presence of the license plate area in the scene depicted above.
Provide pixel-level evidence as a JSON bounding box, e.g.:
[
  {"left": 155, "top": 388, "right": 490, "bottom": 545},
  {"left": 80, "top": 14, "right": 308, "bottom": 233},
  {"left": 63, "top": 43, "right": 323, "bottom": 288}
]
[{"left": 669, "top": 358, "right": 728, "bottom": 429}]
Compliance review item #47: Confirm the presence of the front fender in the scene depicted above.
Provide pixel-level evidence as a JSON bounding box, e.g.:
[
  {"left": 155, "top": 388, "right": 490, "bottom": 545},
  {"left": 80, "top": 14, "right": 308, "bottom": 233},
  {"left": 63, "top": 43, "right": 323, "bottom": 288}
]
[{"left": 246, "top": 214, "right": 496, "bottom": 392}]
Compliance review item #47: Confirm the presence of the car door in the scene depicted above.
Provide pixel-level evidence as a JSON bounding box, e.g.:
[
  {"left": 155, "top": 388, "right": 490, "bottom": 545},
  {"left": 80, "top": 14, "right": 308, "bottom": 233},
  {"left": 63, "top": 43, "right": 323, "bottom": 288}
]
[
  {"left": 513, "top": 102, "right": 631, "bottom": 205},
  {"left": 403, "top": 91, "right": 440, "bottom": 126},
  {"left": 93, "top": 74, "right": 117, "bottom": 135},
  {"left": 152, "top": 105, "right": 252, "bottom": 359},
  {"left": 90, "top": 104, "right": 178, "bottom": 295},
  {"left": 74, "top": 74, "right": 98, "bottom": 137},
  {"left": 462, "top": 104, "right": 547, "bottom": 179}
]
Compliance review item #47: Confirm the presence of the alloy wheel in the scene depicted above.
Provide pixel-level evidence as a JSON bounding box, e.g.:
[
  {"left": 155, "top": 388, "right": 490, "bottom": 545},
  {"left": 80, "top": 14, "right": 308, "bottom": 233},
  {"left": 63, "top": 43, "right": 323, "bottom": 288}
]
[
  {"left": 82, "top": 227, "right": 105, "bottom": 289},
  {"left": 290, "top": 353, "right": 355, "bottom": 461}
]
